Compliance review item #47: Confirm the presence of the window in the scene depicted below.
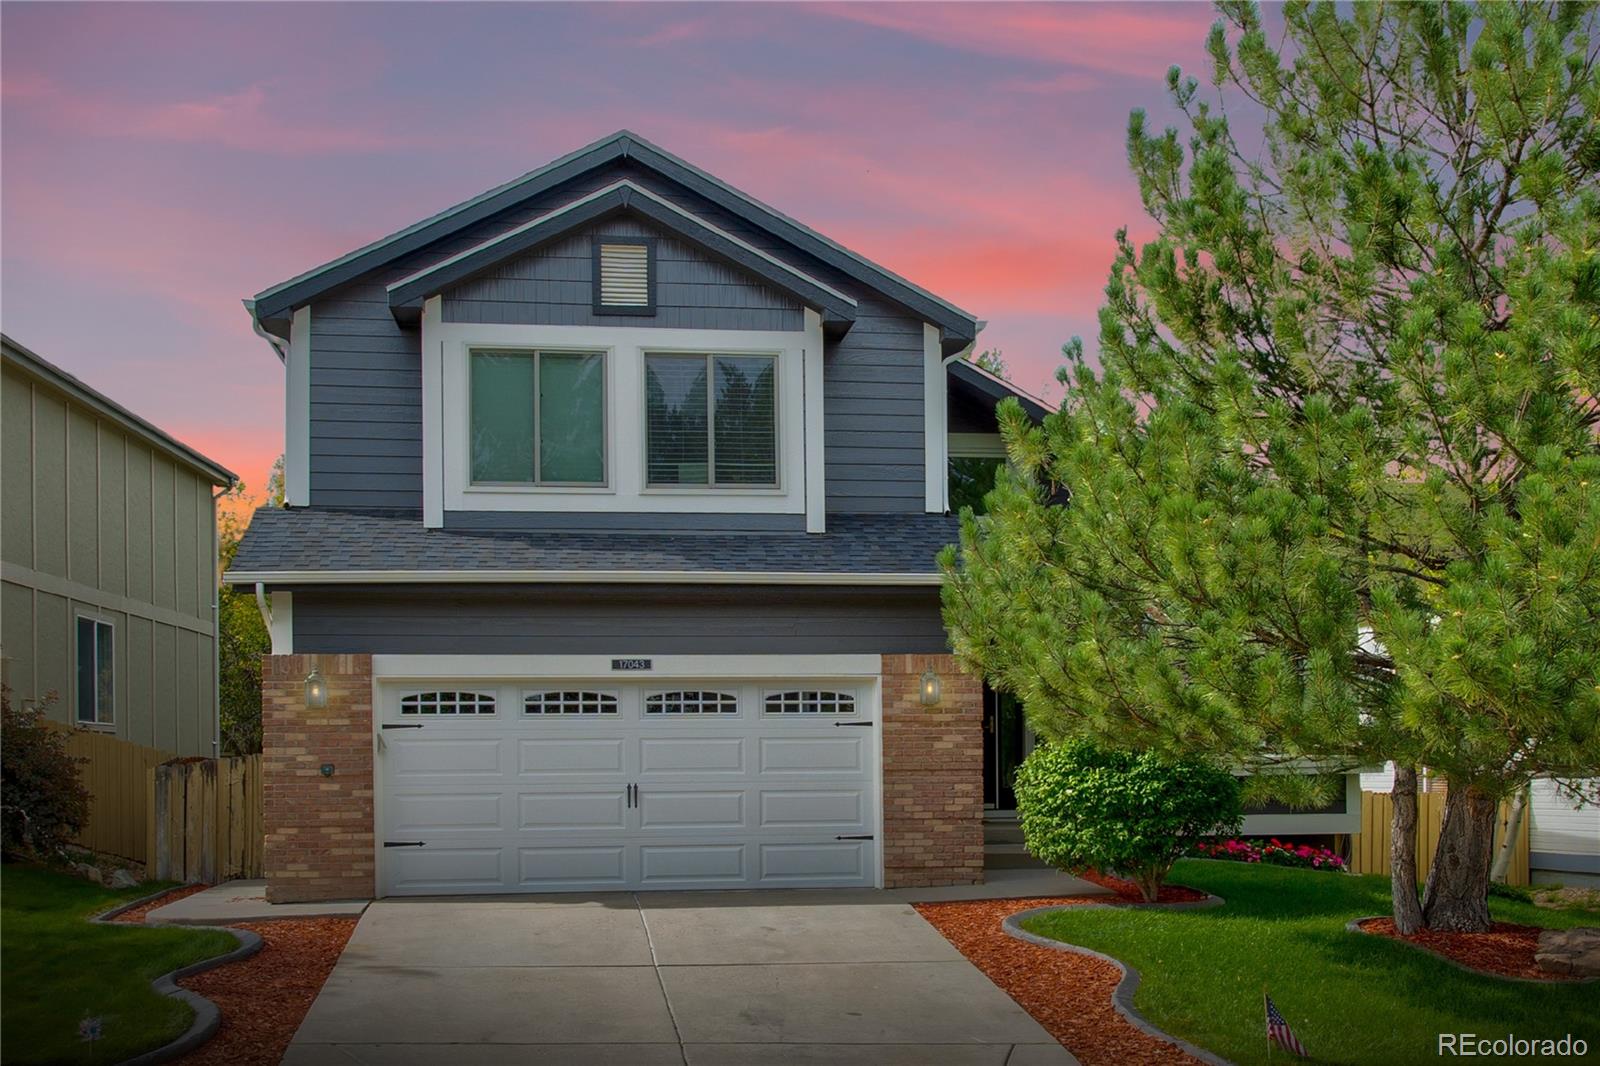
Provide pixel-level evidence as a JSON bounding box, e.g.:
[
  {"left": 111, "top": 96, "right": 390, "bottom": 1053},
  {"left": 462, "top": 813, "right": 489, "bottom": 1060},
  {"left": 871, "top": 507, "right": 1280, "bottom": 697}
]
[
  {"left": 763, "top": 690, "right": 856, "bottom": 715},
  {"left": 646, "top": 353, "right": 777, "bottom": 487},
  {"left": 524, "top": 691, "right": 619, "bottom": 715},
  {"left": 470, "top": 350, "right": 605, "bottom": 485},
  {"left": 645, "top": 690, "right": 739, "bottom": 715},
  {"left": 400, "top": 691, "right": 496, "bottom": 715},
  {"left": 948, "top": 456, "right": 1005, "bottom": 515},
  {"left": 594, "top": 240, "right": 654, "bottom": 314},
  {"left": 74, "top": 617, "right": 114, "bottom": 725}
]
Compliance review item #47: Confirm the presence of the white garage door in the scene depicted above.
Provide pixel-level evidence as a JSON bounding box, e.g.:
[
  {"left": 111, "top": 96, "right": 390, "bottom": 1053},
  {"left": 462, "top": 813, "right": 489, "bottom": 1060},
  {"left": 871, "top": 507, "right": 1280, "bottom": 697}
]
[{"left": 377, "top": 679, "right": 877, "bottom": 895}]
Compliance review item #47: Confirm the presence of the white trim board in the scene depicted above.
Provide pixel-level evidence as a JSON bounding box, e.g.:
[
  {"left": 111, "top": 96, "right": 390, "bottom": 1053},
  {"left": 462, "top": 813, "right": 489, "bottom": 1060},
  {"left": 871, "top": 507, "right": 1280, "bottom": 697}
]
[
  {"left": 923, "top": 323, "right": 947, "bottom": 513},
  {"left": 285, "top": 306, "right": 311, "bottom": 507},
  {"left": 227, "top": 569, "right": 942, "bottom": 586},
  {"left": 371, "top": 652, "right": 884, "bottom": 679}
]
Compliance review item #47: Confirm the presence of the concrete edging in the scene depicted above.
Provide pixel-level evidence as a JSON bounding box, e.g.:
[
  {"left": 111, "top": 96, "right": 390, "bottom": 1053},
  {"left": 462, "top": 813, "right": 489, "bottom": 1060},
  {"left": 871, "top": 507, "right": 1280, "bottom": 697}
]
[
  {"left": 91, "top": 887, "right": 264, "bottom": 1066},
  {"left": 1345, "top": 916, "right": 1600, "bottom": 985},
  {"left": 1000, "top": 893, "right": 1235, "bottom": 1066}
]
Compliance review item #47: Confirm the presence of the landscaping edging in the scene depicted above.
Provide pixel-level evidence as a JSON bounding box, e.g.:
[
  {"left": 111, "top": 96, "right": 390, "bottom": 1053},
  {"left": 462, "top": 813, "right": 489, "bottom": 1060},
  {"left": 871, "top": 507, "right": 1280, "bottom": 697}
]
[
  {"left": 91, "top": 887, "right": 264, "bottom": 1066},
  {"left": 1346, "top": 916, "right": 1600, "bottom": 985},
  {"left": 1001, "top": 894, "right": 1234, "bottom": 1066}
]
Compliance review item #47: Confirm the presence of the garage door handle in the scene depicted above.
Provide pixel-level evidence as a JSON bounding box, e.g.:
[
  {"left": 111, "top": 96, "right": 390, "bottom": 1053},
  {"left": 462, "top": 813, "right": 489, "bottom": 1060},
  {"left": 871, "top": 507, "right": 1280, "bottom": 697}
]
[
  {"left": 381, "top": 723, "right": 424, "bottom": 730},
  {"left": 834, "top": 721, "right": 873, "bottom": 728},
  {"left": 384, "top": 841, "right": 427, "bottom": 848},
  {"left": 835, "top": 834, "right": 875, "bottom": 841}
]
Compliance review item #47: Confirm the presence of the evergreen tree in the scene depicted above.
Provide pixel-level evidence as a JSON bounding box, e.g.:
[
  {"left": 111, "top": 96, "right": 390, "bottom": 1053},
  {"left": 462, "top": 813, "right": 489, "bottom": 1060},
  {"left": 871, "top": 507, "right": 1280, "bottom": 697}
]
[{"left": 943, "top": 1, "right": 1600, "bottom": 932}]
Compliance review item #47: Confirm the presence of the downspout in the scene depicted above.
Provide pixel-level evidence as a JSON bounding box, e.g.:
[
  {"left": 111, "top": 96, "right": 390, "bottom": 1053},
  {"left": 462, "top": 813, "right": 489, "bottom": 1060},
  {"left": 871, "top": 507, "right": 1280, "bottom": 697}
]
[{"left": 254, "top": 582, "right": 272, "bottom": 632}]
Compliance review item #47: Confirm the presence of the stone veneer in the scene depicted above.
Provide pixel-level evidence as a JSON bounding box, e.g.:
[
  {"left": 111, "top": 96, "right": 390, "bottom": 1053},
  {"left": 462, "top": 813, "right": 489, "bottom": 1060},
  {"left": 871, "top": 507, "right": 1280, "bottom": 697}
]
[
  {"left": 880, "top": 653, "right": 985, "bottom": 888},
  {"left": 262, "top": 653, "right": 374, "bottom": 902}
]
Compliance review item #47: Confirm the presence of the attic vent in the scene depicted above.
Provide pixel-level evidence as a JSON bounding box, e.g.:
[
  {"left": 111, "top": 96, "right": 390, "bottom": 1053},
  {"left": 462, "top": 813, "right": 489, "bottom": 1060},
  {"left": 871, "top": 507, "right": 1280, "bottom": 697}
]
[{"left": 595, "top": 240, "right": 653, "bottom": 314}]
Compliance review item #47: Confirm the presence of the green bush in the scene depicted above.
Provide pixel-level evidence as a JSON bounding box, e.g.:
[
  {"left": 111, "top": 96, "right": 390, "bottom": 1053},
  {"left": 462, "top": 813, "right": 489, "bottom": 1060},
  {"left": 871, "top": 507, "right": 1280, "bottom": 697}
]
[
  {"left": 1, "top": 689, "right": 90, "bottom": 861},
  {"left": 1014, "top": 740, "right": 1241, "bottom": 901}
]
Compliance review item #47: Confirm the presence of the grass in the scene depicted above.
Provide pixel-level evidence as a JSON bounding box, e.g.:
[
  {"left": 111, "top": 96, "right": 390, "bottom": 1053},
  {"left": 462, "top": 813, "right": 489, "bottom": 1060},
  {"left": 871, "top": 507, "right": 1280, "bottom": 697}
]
[
  {"left": 0, "top": 864, "right": 239, "bottom": 1066},
  {"left": 1021, "top": 860, "right": 1600, "bottom": 1066}
]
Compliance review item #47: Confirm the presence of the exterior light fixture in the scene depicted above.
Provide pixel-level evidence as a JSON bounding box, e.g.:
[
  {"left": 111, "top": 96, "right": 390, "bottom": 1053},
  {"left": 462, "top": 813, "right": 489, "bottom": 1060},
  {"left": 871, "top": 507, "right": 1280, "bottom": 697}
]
[
  {"left": 919, "top": 669, "right": 942, "bottom": 707},
  {"left": 304, "top": 667, "right": 328, "bottom": 709}
]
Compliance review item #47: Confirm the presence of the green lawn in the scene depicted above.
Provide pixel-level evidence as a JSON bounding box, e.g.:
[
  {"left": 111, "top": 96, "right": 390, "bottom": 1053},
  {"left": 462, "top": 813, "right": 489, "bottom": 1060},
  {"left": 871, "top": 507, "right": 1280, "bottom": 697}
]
[
  {"left": 0, "top": 864, "right": 239, "bottom": 1066},
  {"left": 1021, "top": 860, "right": 1600, "bottom": 1066}
]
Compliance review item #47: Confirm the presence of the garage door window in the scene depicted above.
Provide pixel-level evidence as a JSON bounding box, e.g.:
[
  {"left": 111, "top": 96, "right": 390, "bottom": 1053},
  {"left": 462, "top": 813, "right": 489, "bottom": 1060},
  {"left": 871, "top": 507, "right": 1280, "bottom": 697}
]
[
  {"left": 400, "top": 691, "right": 497, "bottom": 716},
  {"left": 763, "top": 690, "right": 856, "bottom": 715},
  {"left": 524, "top": 691, "right": 619, "bottom": 715},
  {"left": 645, "top": 690, "right": 739, "bottom": 716}
]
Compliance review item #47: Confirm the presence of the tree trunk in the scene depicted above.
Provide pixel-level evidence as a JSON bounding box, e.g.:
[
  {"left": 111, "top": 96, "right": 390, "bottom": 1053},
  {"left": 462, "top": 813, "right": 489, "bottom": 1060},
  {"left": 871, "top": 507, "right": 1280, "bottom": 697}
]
[
  {"left": 1421, "top": 784, "right": 1496, "bottom": 932},
  {"left": 1489, "top": 786, "right": 1528, "bottom": 884},
  {"left": 1389, "top": 766, "right": 1424, "bottom": 935}
]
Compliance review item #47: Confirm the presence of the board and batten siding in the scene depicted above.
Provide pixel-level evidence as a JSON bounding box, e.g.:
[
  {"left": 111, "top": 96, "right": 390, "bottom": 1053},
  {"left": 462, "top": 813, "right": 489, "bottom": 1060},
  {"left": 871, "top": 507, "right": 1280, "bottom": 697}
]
[
  {"left": 0, "top": 361, "right": 218, "bottom": 756},
  {"left": 302, "top": 161, "right": 932, "bottom": 514},
  {"left": 288, "top": 585, "right": 950, "bottom": 656}
]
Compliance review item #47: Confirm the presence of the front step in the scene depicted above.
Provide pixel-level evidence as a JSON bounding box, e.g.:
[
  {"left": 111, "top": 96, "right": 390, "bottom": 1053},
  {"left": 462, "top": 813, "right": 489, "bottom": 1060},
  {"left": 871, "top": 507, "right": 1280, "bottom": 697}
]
[{"left": 982, "top": 815, "right": 1049, "bottom": 870}]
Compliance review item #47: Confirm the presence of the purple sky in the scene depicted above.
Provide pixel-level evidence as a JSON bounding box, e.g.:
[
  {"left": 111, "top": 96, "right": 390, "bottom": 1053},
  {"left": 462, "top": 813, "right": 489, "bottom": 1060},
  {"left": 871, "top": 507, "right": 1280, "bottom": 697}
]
[{"left": 1, "top": 1, "right": 1218, "bottom": 500}]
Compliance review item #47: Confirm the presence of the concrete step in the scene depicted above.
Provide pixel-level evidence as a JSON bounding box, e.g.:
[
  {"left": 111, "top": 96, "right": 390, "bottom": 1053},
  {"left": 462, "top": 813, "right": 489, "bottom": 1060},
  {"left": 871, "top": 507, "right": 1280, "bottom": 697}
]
[
  {"left": 984, "top": 848, "right": 1050, "bottom": 871},
  {"left": 983, "top": 823, "right": 1026, "bottom": 846}
]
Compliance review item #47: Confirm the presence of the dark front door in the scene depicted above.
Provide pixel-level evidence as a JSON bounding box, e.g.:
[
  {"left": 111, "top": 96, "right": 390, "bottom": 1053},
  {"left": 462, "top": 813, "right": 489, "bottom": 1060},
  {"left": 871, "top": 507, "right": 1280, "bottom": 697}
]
[{"left": 982, "top": 686, "right": 1026, "bottom": 809}]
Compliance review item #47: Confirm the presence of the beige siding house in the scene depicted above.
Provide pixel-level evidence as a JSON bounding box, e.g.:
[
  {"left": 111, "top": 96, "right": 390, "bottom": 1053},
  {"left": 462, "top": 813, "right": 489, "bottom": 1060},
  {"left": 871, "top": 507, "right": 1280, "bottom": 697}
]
[{"left": 1, "top": 334, "right": 235, "bottom": 755}]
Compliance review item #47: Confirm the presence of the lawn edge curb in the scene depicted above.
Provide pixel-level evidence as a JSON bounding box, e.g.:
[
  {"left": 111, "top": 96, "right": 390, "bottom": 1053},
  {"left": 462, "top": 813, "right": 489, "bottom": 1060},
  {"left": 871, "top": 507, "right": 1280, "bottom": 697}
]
[
  {"left": 1001, "top": 895, "right": 1235, "bottom": 1066},
  {"left": 90, "top": 887, "right": 265, "bottom": 1066},
  {"left": 1345, "top": 916, "right": 1600, "bottom": 985}
]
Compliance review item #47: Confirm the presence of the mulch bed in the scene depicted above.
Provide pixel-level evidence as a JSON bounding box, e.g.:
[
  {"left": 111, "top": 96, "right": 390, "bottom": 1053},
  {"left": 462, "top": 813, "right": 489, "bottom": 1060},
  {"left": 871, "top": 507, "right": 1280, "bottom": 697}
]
[
  {"left": 1075, "top": 870, "right": 1208, "bottom": 904},
  {"left": 915, "top": 894, "right": 1205, "bottom": 1066},
  {"left": 1357, "top": 917, "right": 1579, "bottom": 981},
  {"left": 171, "top": 916, "right": 359, "bottom": 1066}
]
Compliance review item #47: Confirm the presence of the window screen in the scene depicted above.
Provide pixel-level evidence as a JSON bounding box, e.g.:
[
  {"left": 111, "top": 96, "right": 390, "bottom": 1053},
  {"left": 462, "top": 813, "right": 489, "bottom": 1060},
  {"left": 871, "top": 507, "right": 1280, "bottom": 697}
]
[{"left": 471, "top": 350, "right": 604, "bottom": 485}]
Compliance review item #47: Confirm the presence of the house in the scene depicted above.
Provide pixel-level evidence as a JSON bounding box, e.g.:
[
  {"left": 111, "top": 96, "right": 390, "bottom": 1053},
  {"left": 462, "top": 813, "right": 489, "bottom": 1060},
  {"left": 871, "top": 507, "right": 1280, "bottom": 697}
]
[
  {"left": 1, "top": 335, "right": 236, "bottom": 755},
  {"left": 227, "top": 131, "right": 1059, "bottom": 902}
]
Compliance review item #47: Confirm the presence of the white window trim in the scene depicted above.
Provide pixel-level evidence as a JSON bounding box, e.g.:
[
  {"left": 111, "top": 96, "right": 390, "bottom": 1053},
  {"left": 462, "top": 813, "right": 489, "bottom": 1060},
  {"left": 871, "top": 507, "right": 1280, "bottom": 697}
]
[
  {"left": 424, "top": 320, "right": 809, "bottom": 524},
  {"left": 285, "top": 306, "right": 311, "bottom": 507},
  {"left": 73, "top": 612, "right": 115, "bottom": 728}
]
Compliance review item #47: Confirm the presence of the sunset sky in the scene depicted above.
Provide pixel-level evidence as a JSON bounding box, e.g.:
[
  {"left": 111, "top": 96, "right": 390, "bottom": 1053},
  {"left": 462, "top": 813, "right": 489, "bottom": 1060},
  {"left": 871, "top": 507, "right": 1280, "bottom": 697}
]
[{"left": 1, "top": 1, "right": 1219, "bottom": 500}]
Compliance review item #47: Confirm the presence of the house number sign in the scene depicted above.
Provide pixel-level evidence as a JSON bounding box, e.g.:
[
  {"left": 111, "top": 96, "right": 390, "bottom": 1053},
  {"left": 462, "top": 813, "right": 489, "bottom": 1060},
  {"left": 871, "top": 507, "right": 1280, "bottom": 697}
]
[{"left": 611, "top": 658, "right": 653, "bottom": 671}]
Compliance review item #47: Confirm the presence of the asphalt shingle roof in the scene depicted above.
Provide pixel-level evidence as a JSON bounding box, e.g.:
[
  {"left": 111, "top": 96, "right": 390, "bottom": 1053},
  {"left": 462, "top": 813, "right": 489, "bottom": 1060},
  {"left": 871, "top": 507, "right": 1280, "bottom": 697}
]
[{"left": 228, "top": 508, "right": 960, "bottom": 579}]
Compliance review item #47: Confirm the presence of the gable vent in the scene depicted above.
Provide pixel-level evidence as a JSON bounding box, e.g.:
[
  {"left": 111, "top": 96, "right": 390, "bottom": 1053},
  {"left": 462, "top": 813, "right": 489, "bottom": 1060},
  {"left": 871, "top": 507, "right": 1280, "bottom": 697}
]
[{"left": 597, "top": 241, "right": 652, "bottom": 310}]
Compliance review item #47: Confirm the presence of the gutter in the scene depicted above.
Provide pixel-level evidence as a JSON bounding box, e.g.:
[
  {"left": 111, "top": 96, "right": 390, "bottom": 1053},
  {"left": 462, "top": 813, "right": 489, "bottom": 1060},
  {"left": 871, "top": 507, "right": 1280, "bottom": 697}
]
[
  {"left": 226, "top": 569, "right": 944, "bottom": 587},
  {"left": 244, "top": 299, "right": 289, "bottom": 364}
]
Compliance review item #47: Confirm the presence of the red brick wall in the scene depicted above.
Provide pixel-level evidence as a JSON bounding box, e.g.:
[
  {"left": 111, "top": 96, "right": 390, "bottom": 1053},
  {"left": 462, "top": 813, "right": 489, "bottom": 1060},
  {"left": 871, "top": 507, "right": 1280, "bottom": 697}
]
[
  {"left": 262, "top": 654, "right": 374, "bottom": 902},
  {"left": 881, "top": 653, "right": 984, "bottom": 888}
]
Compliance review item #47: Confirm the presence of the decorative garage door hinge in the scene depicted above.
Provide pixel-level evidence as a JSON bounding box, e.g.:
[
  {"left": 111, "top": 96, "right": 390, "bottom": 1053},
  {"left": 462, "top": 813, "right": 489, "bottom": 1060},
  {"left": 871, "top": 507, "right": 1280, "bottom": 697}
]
[
  {"left": 833, "top": 721, "right": 873, "bottom": 727},
  {"left": 381, "top": 723, "right": 425, "bottom": 729},
  {"left": 383, "top": 841, "right": 427, "bottom": 848},
  {"left": 834, "top": 834, "right": 875, "bottom": 841}
]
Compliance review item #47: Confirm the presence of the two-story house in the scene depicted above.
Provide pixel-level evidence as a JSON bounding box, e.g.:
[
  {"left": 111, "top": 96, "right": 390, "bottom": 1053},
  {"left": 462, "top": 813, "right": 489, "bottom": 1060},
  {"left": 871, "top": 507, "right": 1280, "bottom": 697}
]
[{"left": 227, "top": 131, "right": 1049, "bottom": 902}]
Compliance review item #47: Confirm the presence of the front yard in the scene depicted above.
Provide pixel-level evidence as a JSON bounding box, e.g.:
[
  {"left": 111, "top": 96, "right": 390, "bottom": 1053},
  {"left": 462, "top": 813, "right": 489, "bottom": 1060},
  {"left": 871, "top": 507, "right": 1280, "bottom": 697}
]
[
  {"left": 1020, "top": 860, "right": 1600, "bottom": 1065},
  {"left": 0, "top": 865, "right": 237, "bottom": 1065}
]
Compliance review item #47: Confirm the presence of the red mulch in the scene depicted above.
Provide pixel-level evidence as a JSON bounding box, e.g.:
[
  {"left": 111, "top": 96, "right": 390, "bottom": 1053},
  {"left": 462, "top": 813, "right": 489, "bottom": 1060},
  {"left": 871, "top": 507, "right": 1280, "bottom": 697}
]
[
  {"left": 1075, "top": 870, "right": 1208, "bottom": 904},
  {"left": 108, "top": 883, "right": 211, "bottom": 923},
  {"left": 1357, "top": 917, "right": 1579, "bottom": 982},
  {"left": 171, "top": 916, "right": 358, "bottom": 1065},
  {"left": 915, "top": 895, "right": 1205, "bottom": 1066}
]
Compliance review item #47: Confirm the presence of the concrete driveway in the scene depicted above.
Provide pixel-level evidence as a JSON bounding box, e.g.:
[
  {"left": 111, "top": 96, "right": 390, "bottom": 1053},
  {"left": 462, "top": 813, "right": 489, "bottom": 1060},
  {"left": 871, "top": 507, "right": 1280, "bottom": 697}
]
[{"left": 282, "top": 890, "right": 1076, "bottom": 1065}]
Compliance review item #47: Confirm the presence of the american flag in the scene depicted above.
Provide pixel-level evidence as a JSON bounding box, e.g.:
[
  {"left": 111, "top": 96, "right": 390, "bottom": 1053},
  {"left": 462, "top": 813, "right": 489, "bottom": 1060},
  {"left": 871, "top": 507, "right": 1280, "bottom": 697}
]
[{"left": 1265, "top": 992, "right": 1307, "bottom": 1057}]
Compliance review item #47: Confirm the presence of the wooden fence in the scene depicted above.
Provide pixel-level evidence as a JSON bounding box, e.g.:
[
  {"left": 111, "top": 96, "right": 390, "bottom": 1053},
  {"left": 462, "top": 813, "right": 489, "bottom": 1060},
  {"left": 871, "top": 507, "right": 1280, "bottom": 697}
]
[
  {"left": 147, "top": 755, "right": 265, "bottom": 883},
  {"left": 1351, "top": 790, "right": 1530, "bottom": 886},
  {"left": 46, "top": 723, "right": 171, "bottom": 864}
]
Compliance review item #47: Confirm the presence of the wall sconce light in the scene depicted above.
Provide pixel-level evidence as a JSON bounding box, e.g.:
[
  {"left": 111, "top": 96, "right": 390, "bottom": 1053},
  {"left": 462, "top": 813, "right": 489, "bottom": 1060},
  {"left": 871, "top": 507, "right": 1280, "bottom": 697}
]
[
  {"left": 304, "top": 667, "right": 328, "bottom": 709},
  {"left": 919, "top": 668, "right": 942, "bottom": 707}
]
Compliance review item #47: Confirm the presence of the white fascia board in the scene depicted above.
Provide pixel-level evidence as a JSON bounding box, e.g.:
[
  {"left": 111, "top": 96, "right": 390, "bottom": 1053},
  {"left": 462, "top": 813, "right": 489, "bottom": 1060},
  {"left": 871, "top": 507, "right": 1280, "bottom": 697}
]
[
  {"left": 226, "top": 569, "right": 941, "bottom": 586},
  {"left": 388, "top": 179, "right": 856, "bottom": 310},
  {"left": 372, "top": 652, "right": 885, "bottom": 680},
  {"left": 803, "top": 309, "right": 826, "bottom": 533},
  {"left": 285, "top": 306, "right": 311, "bottom": 507},
  {"left": 923, "top": 323, "right": 947, "bottom": 513}
]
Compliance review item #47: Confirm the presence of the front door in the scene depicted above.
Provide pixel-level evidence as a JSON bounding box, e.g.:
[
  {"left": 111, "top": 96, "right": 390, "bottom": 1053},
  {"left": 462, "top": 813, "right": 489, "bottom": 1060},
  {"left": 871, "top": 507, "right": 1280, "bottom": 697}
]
[{"left": 982, "top": 686, "right": 1026, "bottom": 810}]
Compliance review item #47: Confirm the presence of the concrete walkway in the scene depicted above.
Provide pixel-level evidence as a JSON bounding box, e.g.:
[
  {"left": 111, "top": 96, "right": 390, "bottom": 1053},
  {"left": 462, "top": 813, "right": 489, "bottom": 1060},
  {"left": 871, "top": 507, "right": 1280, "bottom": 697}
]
[
  {"left": 147, "top": 880, "right": 368, "bottom": 924},
  {"left": 282, "top": 889, "right": 1078, "bottom": 1065}
]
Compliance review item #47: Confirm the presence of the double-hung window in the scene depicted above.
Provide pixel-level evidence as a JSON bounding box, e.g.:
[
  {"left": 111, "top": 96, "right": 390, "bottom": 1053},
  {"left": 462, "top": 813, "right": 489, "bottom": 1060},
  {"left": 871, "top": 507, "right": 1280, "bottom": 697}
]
[
  {"left": 470, "top": 349, "right": 606, "bottom": 485},
  {"left": 645, "top": 353, "right": 777, "bottom": 487},
  {"left": 75, "top": 616, "right": 114, "bottom": 726}
]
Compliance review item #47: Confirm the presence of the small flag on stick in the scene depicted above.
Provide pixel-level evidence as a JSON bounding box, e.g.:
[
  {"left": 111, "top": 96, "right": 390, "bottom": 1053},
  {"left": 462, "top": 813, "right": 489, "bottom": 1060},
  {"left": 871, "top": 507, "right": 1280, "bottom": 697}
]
[{"left": 1265, "top": 991, "right": 1307, "bottom": 1058}]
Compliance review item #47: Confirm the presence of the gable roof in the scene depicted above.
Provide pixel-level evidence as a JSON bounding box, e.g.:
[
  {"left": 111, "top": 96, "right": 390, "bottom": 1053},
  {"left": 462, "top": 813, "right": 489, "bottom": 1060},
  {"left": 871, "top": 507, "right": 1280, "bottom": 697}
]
[
  {"left": 386, "top": 180, "right": 858, "bottom": 329},
  {"left": 947, "top": 358, "right": 1051, "bottom": 422},
  {"left": 249, "top": 130, "right": 977, "bottom": 347},
  {"left": 2, "top": 334, "right": 236, "bottom": 486}
]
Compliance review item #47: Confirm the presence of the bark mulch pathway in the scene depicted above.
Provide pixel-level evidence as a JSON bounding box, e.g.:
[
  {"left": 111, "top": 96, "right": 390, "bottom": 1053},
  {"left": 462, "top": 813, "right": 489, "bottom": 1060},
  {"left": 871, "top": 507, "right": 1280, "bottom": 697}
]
[
  {"left": 1357, "top": 917, "right": 1582, "bottom": 981},
  {"left": 915, "top": 893, "right": 1205, "bottom": 1066}
]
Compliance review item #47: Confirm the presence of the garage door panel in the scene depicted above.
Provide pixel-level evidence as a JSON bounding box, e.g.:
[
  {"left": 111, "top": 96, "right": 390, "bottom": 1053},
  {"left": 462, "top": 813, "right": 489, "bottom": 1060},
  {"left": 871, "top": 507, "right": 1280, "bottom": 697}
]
[
  {"left": 518, "top": 845, "right": 627, "bottom": 887},
  {"left": 759, "top": 790, "right": 865, "bottom": 830},
  {"left": 639, "top": 843, "right": 745, "bottom": 885},
  {"left": 390, "top": 737, "right": 504, "bottom": 777},
  {"left": 638, "top": 789, "right": 745, "bottom": 830},
  {"left": 758, "top": 735, "right": 865, "bottom": 774},
  {"left": 390, "top": 792, "right": 503, "bottom": 833},
  {"left": 519, "top": 790, "right": 628, "bottom": 830},
  {"left": 389, "top": 846, "right": 506, "bottom": 893},
  {"left": 519, "top": 737, "right": 626, "bottom": 774},
  {"left": 759, "top": 842, "right": 867, "bottom": 884},
  {"left": 638, "top": 736, "right": 745, "bottom": 774}
]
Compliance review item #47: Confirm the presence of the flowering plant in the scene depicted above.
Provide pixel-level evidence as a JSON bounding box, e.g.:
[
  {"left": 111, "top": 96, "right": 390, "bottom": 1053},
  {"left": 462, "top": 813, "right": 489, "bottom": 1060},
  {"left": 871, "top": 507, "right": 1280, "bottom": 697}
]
[{"left": 1191, "top": 837, "right": 1346, "bottom": 871}]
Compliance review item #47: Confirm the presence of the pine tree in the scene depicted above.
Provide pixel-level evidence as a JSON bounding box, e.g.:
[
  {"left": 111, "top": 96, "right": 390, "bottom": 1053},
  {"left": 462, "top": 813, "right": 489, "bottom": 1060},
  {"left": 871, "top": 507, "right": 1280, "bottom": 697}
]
[{"left": 943, "top": 1, "right": 1600, "bottom": 932}]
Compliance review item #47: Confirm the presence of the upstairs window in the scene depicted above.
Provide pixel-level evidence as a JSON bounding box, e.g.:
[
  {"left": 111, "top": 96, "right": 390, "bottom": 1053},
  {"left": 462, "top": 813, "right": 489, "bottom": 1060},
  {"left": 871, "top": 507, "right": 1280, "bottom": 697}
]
[
  {"left": 75, "top": 616, "right": 114, "bottom": 725},
  {"left": 646, "top": 353, "right": 777, "bottom": 487},
  {"left": 594, "top": 240, "right": 654, "bottom": 314},
  {"left": 470, "top": 350, "right": 605, "bottom": 485}
]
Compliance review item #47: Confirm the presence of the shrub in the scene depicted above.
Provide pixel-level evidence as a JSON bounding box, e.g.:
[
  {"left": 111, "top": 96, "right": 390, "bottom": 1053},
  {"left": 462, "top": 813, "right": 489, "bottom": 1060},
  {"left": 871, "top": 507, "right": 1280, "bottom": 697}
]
[
  {"left": 1, "top": 689, "right": 90, "bottom": 861},
  {"left": 1014, "top": 739, "right": 1242, "bottom": 901},
  {"left": 1192, "top": 837, "right": 1347, "bottom": 871}
]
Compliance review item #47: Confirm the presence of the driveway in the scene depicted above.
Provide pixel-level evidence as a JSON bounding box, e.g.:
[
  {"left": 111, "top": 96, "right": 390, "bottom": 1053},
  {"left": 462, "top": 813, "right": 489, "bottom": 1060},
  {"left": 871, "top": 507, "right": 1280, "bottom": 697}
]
[{"left": 282, "top": 889, "right": 1076, "bottom": 1065}]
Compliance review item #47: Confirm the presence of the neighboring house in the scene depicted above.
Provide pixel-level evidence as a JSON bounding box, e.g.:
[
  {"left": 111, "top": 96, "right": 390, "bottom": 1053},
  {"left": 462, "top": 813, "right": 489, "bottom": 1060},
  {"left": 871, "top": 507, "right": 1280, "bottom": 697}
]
[
  {"left": 228, "top": 130, "right": 1055, "bottom": 902},
  {"left": 1, "top": 335, "right": 236, "bottom": 755}
]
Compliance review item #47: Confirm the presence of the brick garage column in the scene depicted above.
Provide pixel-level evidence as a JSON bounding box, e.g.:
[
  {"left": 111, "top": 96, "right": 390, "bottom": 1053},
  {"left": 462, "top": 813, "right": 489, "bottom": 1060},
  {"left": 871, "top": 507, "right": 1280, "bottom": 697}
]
[
  {"left": 880, "top": 653, "right": 984, "bottom": 888},
  {"left": 262, "top": 654, "right": 374, "bottom": 902}
]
